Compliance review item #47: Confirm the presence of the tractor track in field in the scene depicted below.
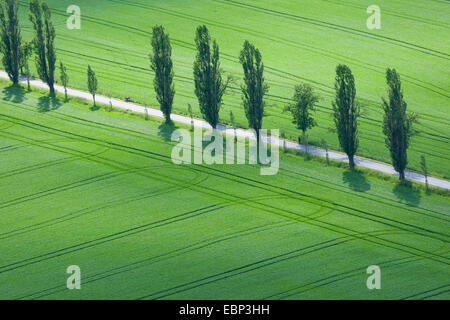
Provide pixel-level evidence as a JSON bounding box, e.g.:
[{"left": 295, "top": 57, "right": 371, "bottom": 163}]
[
  {"left": 0, "top": 170, "right": 137, "bottom": 210},
  {"left": 2, "top": 111, "right": 449, "bottom": 247},
  {"left": 280, "top": 168, "right": 450, "bottom": 222},
  {"left": 3, "top": 72, "right": 449, "bottom": 169},
  {"left": 0, "top": 113, "right": 448, "bottom": 269},
  {"left": 0, "top": 204, "right": 227, "bottom": 275},
  {"left": 0, "top": 129, "right": 212, "bottom": 213},
  {"left": 320, "top": 0, "right": 450, "bottom": 29},
  {"left": 263, "top": 245, "right": 450, "bottom": 299},
  {"left": 9, "top": 100, "right": 447, "bottom": 224},
  {"left": 26, "top": 226, "right": 440, "bottom": 300},
  {"left": 16, "top": 214, "right": 324, "bottom": 300},
  {"left": 111, "top": 0, "right": 449, "bottom": 99},
  {"left": 5, "top": 96, "right": 450, "bottom": 169},
  {"left": 36, "top": 21, "right": 450, "bottom": 137},
  {"left": 20, "top": 0, "right": 449, "bottom": 125},
  {"left": 6, "top": 104, "right": 443, "bottom": 222},
  {"left": 401, "top": 284, "right": 450, "bottom": 300},
  {"left": 1, "top": 112, "right": 447, "bottom": 243},
  {"left": 215, "top": 0, "right": 450, "bottom": 60},
  {"left": 135, "top": 229, "right": 438, "bottom": 300},
  {"left": 0, "top": 166, "right": 209, "bottom": 241},
  {"left": 0, "top": 140, "right": 110, "bottom": 179},
  {"left": 6, "top": 96, "right": 449, "bottom": 170},
  {"left": 51, "top": 43, "right": 450, "bottom": 154}
]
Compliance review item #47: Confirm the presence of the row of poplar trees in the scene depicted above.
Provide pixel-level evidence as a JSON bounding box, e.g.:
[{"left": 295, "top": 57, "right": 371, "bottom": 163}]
[
  {"left": 149, "top": 24, "right": 416, "bottom": 181},
  {"left": 0, "top": 0, "right": 417, "bottom": 181},
  {"left": 0, "top": 0, "right": 56, "bottom": 94},
  {"left": 0, "top": 0, "right": 99, "bottom": 104}
]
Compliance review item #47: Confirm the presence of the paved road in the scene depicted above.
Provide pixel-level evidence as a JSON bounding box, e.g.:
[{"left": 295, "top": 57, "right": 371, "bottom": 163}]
[{"left": 2, "top": 71, "right": 448, "bottom": 190}]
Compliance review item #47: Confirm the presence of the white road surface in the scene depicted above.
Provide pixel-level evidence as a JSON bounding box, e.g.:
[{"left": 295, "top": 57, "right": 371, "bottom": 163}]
[{"left": 1, "top": 71, "right": 448, "bottom": 190}]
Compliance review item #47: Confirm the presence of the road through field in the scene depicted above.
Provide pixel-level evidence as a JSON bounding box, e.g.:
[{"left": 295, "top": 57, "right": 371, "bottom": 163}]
[{"left": 1, "top": 70, "right": 449, "bottom": 190}]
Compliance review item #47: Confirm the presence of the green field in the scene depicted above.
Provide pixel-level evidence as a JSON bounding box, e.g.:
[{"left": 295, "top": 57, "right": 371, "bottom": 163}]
[
  {"left": 0, "top": 83, "right": 448, "bottom": 300},
  {"left": 13, "top": 0, "right": 450, "bottom": 179}
]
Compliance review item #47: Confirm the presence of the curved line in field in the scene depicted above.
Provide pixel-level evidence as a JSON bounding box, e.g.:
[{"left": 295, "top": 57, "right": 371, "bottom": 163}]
[
  {"left": 279, "top": 167, "right": 450, "bottom": 222},
  {"left": 16, "top": 219, "right": 297, "bottom": 300},
  {"left": 0, "top": 113, "right": 448, "bottom": 268},
  {"left": 4, "top": 111, "right": 450, "bottom": 247}
]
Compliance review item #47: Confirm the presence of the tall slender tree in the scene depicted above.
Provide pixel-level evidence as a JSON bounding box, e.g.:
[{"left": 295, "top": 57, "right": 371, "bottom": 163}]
[
  {"left": 332, "top": 64, "right": 359, "bottom": 169},
  {"left": 59, "top": 61, "right": 68, "bottom": 100},
  {"left": 87, "top": 65, "right": 98, "bottom": 107},
  {"left": 150, "top": 25, "right": 175, "bottom": 124},
  {"left": 382, "top": 68, "right": 416, "bottom": 181},
  {"left": 0, "top": 0, "right": 22, "bottom": 85},
  {"left": 239, "top": 40, "right": 268, "bottom": 158},
  {"left": 193, "top": 25, "right": 228, "bottom": 129},
  {"left": 29, "top": 0, "right": 56, "bottom": 95}
]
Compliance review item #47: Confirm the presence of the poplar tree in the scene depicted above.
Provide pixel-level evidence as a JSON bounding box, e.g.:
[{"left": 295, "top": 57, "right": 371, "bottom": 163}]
[
  {"left": 0, "top": 0, "right": 21, "bottom": 84},
  {"left": 193, "top": 25, "right": 228, "bottom": 129},
  {"left": 239, "top": 40, "right": 268, "bottom": 158},
  {"left": 150, "top": 25, "right": 175, "bottom": 124},
  {"left": 87, "top": 65, "right": 98, "bottom": 107},
  {"left": 29, "top": 0, "right": 56, "bottom": 95},
  {"left": 332, "top": 64, "right": 359, "bottom": 169},
  {"left": 382, "top": 68, "right": 416, "bottom": 181}
]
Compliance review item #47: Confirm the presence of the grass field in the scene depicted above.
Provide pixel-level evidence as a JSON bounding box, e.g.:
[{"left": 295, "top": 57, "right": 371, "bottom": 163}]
[
  {"left": 0, "top": 83, "right": 448, "bottom": 300},
  {"left": 12, "top": 0, "right": 450, "bottom": 179}
]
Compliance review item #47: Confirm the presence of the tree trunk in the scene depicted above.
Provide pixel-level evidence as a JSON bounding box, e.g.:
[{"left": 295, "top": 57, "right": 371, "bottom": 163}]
[
  {"left": 349, "top": 155, "right": 355, "bottom": 170},
  {"left": 256, "top": 129, "right": 260, "bottom": 164},
  {"left": 399, "top": 171, "right": 405, "bottom": 181},
  {"left": 49, "top": 83, "right": 55, "bottom": 96}
]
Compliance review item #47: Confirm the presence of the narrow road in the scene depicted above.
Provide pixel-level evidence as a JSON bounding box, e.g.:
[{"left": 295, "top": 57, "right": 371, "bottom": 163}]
[{"left": 1, "top": 71, "right": 449, "bottom": 190}]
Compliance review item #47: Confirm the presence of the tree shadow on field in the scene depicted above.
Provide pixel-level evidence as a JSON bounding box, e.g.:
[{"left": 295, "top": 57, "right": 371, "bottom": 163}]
[
  {"left": 342, "top": 171, "right": 371, "bottom": 193},
  {"left": 393, "top": 182, "right": 421, "bottom": 207},
  {"left": 37, "top": 95, "right": 62, "bottom": 113},
  {"left": 158, "top": 122, "right": 177, "bottom": 142},
  {"left": 2, "top": 85, "right": 25, "bottom": 104},
  {"left": 90, "top": 103, "right": 100, "bottom": 111}
]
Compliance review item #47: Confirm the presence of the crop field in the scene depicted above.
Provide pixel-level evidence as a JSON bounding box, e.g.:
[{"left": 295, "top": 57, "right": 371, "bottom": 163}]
[
  {"left": 14, "top": 0, "right": 450, "bottom": 179},
  {"left": 0, "top": 83, "right": 448, "bottom": 300}
]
